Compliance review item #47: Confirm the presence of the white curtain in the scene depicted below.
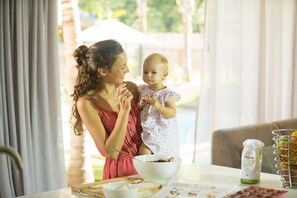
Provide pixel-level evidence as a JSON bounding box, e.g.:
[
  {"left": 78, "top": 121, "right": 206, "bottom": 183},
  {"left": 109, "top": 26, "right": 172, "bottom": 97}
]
[
  {"left": 194, "top": 0, "right": 297, "bottom": 162},
  {"left": 0, "top": 0, "right": 66, "bottom": 197}
]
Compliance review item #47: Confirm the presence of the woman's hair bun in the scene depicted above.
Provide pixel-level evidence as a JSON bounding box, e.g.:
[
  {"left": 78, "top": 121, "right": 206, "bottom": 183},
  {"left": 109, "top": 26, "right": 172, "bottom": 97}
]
[{"left": 74, "top": 45, "right": 88, "bottom": 66}]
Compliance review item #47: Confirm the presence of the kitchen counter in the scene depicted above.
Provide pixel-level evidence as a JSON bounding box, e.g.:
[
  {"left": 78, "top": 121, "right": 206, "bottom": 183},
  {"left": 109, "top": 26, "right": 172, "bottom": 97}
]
[{"left": 18, "top": 163, "right": 297, "bottom": 197}]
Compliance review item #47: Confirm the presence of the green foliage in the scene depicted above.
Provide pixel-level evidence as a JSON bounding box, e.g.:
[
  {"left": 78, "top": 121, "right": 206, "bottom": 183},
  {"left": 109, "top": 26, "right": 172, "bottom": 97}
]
[
  {"left": 147, "top": 0, "right": 182, "bottom": 32},
  {"left": 147, "top": 0, "right": 205, "bottom": 32},
  {"left": 78, "top": 0, "right": 205, "bottom": 33},
  {"left": 78, "top": 0, "right": 138, "bottom": 28},
  {"left": 192, "top": 0, "right": 205, "bottom": 33},
  {"left": 78, "top": 0, "right": 107, "bottom": 19},
  {"left": 112, "top": 0, "right": 138, "bottom": 27}
]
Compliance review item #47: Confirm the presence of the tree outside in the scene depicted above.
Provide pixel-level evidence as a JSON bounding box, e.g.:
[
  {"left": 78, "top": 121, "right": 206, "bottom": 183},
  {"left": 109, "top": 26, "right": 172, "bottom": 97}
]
[{"left": 60, "top": 0, "right": 94, "bottom": 186}]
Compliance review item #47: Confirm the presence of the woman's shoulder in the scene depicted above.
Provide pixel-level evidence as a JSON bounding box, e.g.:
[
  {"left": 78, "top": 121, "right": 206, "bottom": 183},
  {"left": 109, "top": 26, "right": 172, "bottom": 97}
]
[{"left": 76, "top": 96, "right": 95, "bottom": 110}]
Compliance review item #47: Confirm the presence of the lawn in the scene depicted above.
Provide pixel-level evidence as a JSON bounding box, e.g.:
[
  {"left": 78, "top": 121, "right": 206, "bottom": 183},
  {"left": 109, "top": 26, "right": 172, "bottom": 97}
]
[
  {"left": 91, "top": 155, "right": 105, "bottom": 181},
  {"left": 92, "top": 163, "right": 103, "bottom": 181}
]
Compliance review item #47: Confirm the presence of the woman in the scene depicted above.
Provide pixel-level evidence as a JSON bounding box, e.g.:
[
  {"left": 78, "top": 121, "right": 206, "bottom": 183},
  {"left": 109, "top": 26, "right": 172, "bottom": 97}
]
[{"left": 71, "top": 40, "right": 142, "bottom": 180}]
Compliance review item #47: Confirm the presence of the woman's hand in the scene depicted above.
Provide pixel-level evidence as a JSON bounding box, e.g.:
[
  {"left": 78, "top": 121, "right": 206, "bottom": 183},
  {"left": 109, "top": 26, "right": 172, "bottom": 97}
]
[{"left": 117, "top": 83, "right": 132, "bottom": 112}]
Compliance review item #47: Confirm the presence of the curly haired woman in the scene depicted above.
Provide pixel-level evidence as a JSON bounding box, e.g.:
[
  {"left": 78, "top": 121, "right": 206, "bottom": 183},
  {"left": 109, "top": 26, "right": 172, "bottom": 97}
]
[{"left": 71, "top": 40, "right": 142, "bottom": 180}]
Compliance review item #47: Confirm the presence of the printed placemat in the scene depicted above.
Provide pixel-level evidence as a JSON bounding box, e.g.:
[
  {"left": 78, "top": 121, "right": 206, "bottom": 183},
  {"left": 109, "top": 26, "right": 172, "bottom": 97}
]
[{"left": 151, "top": 181, "right": 238, "bottom": 198}]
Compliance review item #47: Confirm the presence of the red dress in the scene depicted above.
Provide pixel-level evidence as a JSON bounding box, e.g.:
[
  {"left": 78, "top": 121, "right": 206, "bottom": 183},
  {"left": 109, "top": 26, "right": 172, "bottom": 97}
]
[{"left": 91, "top": 99, "right": 142, "bottom": 180}]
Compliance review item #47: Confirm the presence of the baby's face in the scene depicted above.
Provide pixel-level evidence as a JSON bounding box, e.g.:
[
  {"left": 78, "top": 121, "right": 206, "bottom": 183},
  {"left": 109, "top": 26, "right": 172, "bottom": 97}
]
[{"left": 142, "top": 59, "right": 166, "bottom": 88}]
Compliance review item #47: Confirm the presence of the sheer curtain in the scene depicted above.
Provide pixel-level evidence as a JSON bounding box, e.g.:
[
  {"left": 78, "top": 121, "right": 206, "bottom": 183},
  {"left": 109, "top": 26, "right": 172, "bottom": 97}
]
[
  {"left": 0, "top": 0, "right": 66, "bottom": 197},
  {"left": 194, "top": 0, "right": 297, "bottom": 163}
]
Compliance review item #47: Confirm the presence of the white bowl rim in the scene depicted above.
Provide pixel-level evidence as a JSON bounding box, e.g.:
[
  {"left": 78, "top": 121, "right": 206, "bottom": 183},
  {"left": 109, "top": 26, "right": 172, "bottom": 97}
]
[
  {"left": 102, "top": 182, "right": 138, "bottom": 191},
  {"left": 133, "top": 154, "right": 182, "bottom": 163}
]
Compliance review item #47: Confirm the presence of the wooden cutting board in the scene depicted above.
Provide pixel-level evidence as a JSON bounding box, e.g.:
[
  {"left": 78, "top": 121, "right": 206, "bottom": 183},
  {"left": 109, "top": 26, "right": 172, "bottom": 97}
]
[{"left": 71, "top": 176, "right": 162, "bottom": 197}]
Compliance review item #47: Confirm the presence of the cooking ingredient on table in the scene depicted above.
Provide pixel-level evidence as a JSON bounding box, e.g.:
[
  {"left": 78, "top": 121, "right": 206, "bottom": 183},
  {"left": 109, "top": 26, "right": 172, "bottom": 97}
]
[
  {"left": 240, "top": 139, "right": 264, "bottom": 184},
  {"left": 223, "top": 186, "right": 288, "bottom": 198}
]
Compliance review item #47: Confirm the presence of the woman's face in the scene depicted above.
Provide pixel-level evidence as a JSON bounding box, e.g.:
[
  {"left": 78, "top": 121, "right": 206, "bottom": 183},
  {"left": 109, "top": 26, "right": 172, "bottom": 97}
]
[{"left": 106, "top": 51, "right": 129, "bottom": 85}]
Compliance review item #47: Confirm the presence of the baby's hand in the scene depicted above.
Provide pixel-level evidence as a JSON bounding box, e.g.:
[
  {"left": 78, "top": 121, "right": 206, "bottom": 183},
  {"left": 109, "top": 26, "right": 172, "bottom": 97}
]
[
  {"left": 138, "top": 95, "right": 152, "bottom": 109},
  {"left": 148, "top": 96, "right": 161, "bottom": 109},
  {"left": 140, "top": 95, "right": 151, "bottom": 104}
]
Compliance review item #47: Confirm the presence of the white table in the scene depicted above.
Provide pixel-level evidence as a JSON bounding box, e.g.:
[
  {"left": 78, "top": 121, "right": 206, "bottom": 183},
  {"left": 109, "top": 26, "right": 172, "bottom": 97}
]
[{"left": 18, "top": 163, "right": 297, "bottom": 198}]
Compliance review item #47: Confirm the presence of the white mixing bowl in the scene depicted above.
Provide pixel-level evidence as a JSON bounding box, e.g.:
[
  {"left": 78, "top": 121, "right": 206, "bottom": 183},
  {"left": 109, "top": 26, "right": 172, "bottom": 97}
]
[
  {"left": 102, "top": 182, "right": 138, "bottom": 198},
  {"left": 133, "top": 154, "right": 182, "bottom": 184}
]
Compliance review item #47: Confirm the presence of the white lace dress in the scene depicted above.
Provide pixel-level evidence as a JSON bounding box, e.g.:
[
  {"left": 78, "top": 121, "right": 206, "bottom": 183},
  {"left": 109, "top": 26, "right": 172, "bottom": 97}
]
[{"left": 138, "top": 84, "right": 181, "bottom": 156}]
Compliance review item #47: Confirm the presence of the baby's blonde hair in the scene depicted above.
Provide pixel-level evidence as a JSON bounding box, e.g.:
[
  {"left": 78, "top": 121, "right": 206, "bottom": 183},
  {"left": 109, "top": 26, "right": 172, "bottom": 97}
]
[{"left": 144, "top": 53, "right": 168, "bottom": 76}]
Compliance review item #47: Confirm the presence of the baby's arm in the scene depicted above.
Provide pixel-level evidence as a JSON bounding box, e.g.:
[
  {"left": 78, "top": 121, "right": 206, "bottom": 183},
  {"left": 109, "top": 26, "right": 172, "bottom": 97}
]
[
  {"left": 150, "top": 97, "right": 176, "bottom": 118},
  {"left": 139, "top": 142, "right": 153, "bottom": 155},
  {"left": 137, "top": 94, "right": 150, "bottom": 110}
]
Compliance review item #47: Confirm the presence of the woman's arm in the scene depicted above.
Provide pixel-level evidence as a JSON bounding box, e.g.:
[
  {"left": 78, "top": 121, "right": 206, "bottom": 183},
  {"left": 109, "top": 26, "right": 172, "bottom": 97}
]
[{"left": 77, "top": 85, "right": 132, "bottom": 160}]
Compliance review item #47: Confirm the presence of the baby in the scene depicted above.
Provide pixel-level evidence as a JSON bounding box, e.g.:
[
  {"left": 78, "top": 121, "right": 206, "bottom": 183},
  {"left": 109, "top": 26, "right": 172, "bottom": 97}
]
[{"left": 137, "top": 53, "right": 181, "bottom": 156}]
